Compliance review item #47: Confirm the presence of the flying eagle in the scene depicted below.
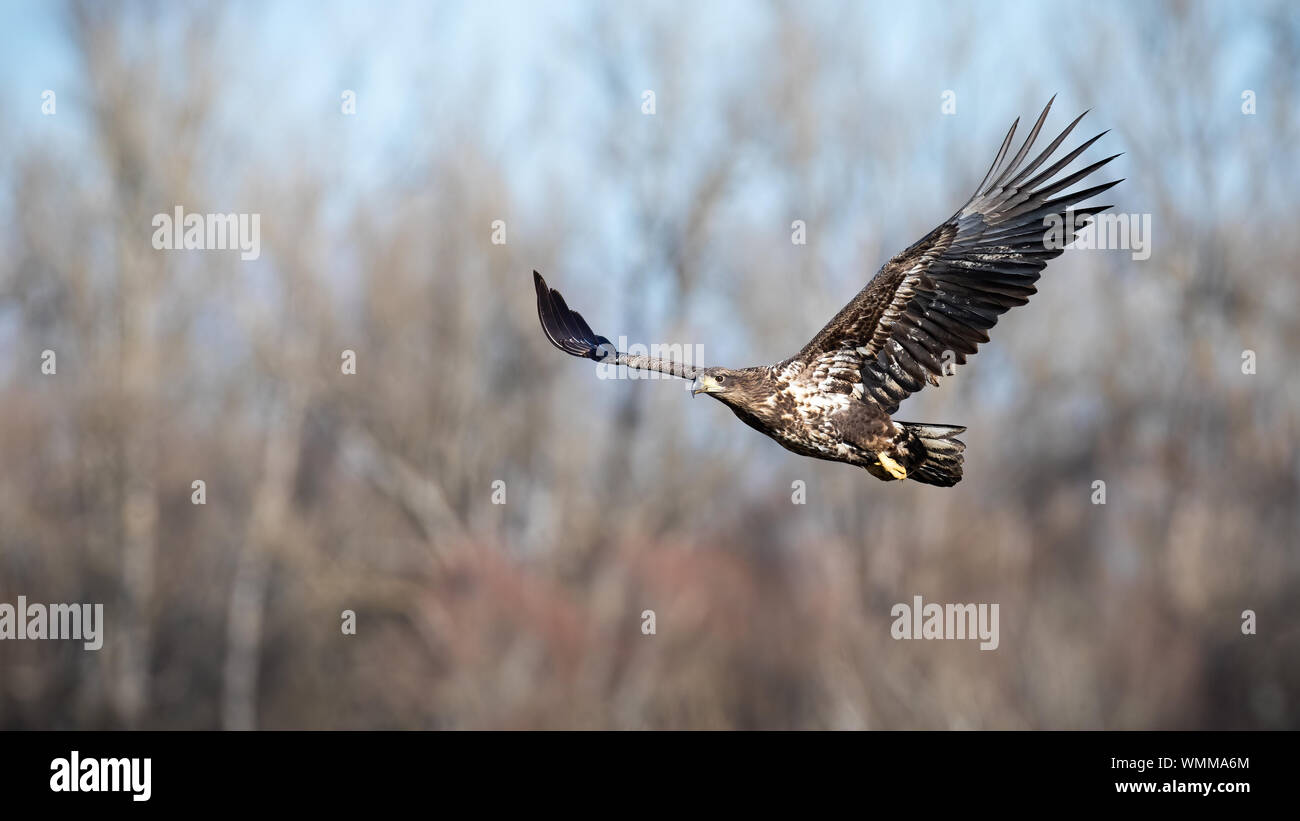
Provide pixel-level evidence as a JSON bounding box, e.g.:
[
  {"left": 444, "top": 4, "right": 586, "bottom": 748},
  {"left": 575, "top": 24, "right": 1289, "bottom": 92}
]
[{"left": 533, "top": 99, "right": 1119, "bottom": 486}]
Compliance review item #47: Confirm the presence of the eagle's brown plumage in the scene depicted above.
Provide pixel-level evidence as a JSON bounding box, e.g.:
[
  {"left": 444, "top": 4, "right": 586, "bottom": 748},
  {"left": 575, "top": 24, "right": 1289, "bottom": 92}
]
[{"left": 533, "top": 99, "right": 1120, "bottom": 486}]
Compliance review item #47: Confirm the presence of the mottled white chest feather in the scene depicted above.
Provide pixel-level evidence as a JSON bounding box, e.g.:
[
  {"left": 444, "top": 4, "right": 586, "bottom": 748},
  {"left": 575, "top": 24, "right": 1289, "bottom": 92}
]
[{"left": 785, "top": 378, "right": 852, "bottom": 424}]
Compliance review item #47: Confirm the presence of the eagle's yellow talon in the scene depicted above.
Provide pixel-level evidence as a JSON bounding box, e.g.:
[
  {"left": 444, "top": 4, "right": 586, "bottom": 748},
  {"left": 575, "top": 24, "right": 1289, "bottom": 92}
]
[{"left": 878, "top": 453, "right": 908, "bottom": 480}]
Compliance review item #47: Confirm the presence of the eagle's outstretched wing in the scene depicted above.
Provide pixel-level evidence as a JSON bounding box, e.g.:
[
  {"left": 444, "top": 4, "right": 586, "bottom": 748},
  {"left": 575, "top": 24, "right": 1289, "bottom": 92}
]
[
  {"left": 533, "top": 271, "right": 702, "bottom": 379},
  {"left": 794, "top": 98, "right": 1121, "bottom": 413}
]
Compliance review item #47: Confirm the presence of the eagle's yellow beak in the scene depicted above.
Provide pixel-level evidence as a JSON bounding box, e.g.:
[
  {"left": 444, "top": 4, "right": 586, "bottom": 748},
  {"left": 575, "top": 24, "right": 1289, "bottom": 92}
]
[{"left": 690, "top": 374, "right": 721, "bottom": 397}]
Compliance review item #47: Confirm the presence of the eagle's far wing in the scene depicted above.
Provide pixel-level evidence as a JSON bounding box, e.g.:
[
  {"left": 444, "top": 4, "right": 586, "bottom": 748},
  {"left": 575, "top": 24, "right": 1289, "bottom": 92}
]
[
  {"left": 793, "top": 98, "right": 1121, "bottom": 413},
  {"left": 533, "top": 271, "right": 702, "bottom": 380}
]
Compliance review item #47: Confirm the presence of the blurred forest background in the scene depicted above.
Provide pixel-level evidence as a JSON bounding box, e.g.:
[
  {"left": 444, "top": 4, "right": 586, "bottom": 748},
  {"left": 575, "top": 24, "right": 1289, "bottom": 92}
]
[{"left": 0, "top": 0, "right": 1296, "bottom": 729}]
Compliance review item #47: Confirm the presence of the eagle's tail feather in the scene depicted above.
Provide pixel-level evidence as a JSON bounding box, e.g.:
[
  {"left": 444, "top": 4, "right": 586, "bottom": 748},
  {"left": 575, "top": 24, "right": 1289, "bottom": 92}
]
[{"left": 898, "top": 422, "right": 967, "bottom": 487}]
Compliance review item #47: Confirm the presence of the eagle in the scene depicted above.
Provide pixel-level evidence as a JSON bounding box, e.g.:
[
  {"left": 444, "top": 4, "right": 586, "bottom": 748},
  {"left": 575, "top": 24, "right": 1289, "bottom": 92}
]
[{"left": 533, "top": 99, "right": 1119, "bottom": 486}]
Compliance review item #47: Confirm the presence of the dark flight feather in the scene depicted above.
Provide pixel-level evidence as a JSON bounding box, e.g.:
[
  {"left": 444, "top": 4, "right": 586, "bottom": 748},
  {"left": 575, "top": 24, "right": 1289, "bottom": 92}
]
[{"left": 535, "top": 271, "right": 613, "bottom": 359}]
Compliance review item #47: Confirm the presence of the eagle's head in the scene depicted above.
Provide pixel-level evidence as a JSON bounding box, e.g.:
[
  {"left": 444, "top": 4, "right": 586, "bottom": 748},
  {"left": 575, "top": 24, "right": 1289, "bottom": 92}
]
[{"left": 690, "top": 367, "right": 767, "bottom": 408}]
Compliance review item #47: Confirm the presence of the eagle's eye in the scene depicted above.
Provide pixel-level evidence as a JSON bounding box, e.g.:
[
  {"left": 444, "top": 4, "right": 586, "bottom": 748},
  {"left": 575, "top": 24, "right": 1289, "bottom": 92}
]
[{"left": 715, "top": 374, "right": 726, "bottom": 384}]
